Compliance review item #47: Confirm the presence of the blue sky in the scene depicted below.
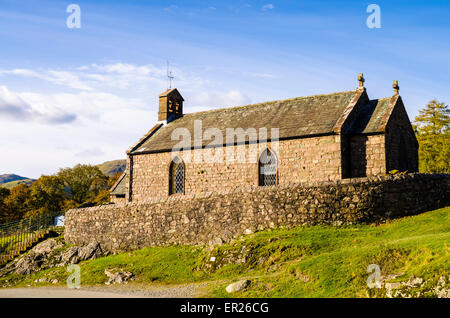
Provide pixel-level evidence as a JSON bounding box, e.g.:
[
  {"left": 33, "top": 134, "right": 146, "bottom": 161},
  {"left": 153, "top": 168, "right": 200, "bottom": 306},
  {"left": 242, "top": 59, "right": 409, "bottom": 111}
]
[{"left": 0, "top": 0, "right": 449, "bottom": 178}]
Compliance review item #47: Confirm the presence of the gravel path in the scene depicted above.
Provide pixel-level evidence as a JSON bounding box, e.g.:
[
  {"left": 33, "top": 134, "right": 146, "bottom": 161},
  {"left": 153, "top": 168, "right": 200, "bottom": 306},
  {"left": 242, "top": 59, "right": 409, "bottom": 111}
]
[{"left": 0, "top": 282, "right": 214, "bottom": 298}]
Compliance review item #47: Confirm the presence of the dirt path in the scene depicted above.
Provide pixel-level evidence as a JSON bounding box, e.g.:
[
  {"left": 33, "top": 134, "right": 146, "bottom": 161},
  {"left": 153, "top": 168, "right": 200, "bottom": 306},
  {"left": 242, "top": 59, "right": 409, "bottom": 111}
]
[
  {"left": 0, "top": 271, "right": 282, "bottom": 298},
  {"left": 0, "top": 282, "right": 214, "bottom": 298}
]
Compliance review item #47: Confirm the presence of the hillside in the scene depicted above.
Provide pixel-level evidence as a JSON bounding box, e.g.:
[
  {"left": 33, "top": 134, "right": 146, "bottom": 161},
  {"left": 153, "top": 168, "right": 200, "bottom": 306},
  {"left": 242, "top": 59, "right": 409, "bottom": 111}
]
[
  {"left": 0, "top": 179, "right": 35, "bottom": 189},
  {"left": 96, "top": 159, "right": 126, "bottom": 177},
  {"left": 0, "top": 207, "right": 448, "bottom": 297},
  {"left": 0, "top": 160, "right": 126, "bottom": 189},
  {"left": 0, "top": 174, "right": 28, "bottom": 184},
  {"left": 0, "top": 174, "right": 35, "bottom": 189}
]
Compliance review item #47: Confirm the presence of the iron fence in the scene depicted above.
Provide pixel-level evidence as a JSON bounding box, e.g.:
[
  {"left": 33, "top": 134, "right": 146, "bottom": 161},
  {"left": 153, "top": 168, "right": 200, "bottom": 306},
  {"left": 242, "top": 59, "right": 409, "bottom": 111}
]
[{"left": 0, "top": 211, "right": 63, "bottom": 265}]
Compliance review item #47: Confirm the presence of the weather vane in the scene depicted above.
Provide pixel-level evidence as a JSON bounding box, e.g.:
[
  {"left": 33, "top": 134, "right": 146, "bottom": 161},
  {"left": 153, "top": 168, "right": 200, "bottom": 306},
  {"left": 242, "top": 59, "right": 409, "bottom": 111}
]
[{"left": 167, "top": 60, "right": 174, "bottom": 89}]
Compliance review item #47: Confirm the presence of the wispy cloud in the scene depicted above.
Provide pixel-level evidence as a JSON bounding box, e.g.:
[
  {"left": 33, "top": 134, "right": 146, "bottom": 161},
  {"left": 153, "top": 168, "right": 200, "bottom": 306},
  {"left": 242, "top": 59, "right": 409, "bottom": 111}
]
[
  {"left": 0, "top": 69, "right": 92, "bottom": 91},
  {"left": 261, "top": 4, "right": 274, "bottom": 11},
  {"left": 75, "top": 148, "right": 105, "bottom": 158},
  {"left": 0, "top": 63, "right": 208, "bottom": 92},
  {"left": 243, "top": 72, "right": 279, "bottom": 79},
  {"left": 188, "top": 90, "right": 251, "bottom": 110},
  {"left": 164, "top": 5, "right": 179, "bottom": 13}
]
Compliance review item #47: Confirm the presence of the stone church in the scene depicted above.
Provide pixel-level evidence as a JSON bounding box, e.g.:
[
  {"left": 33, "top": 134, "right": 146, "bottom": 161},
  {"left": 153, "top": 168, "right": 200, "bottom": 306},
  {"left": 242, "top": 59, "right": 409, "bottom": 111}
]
[{"left": 110, "top": 75, "right": 418, "bottom": 204}]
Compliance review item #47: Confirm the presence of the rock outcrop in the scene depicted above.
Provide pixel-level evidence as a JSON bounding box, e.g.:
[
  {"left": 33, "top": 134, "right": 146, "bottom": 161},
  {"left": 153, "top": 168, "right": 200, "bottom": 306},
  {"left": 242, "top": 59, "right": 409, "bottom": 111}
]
[
  {"left": 104, "top": 269, "right": 135, "bottom": 285},
  {"left": 0, "top": 239, "right": 106, "bottom": 278},
  {"left": 382, "top": 275, "right": 449, "bottom": 298}
]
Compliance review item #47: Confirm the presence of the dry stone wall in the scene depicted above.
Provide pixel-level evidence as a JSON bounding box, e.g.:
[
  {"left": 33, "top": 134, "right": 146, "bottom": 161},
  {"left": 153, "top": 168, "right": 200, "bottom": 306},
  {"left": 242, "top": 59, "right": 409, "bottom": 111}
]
[{"left": 65, "top": 173, "right": 449, "bottom": 251}]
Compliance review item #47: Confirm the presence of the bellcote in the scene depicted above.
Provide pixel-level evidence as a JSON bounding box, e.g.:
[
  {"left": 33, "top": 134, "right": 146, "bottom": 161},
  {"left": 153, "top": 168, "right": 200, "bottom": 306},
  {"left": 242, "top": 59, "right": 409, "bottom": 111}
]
[{"left": 158, "top": 88, "right": 184, "bottom": 123}]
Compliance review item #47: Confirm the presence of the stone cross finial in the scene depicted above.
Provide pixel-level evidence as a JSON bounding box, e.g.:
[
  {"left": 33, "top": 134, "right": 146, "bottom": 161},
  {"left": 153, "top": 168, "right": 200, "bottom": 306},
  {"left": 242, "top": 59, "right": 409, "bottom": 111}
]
[
  {"left": 393, "top": 80, "right": 400, "bottom": 95},
  {"left": 358, "top": 73, "right": 365, "bottom": 88}
]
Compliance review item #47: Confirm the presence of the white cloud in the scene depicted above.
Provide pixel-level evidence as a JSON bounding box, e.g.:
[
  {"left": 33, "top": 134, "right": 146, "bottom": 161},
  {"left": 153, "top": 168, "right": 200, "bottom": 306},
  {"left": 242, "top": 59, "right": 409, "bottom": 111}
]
[
  {"left": 46, "top": 71, "right": 92, "bottom": 91},
  {"left": 0, "top": 86, "right": 76, "bottom": 124},
  {"left": 262, "top": 4, "right": 274, "bottom": 11}
]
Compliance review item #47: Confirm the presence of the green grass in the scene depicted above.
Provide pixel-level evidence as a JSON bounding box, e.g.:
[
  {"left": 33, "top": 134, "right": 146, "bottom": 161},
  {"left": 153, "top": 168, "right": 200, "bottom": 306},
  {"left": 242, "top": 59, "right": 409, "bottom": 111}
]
[{"left": 1, "top": 207, "right": 449, "bottom": 297}]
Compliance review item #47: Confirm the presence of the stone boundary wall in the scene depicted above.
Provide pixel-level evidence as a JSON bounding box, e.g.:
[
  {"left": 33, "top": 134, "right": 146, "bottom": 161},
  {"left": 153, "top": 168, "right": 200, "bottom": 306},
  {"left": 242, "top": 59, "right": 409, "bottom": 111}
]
[{"left": 65, "top": 174, "right": 450, "bottom": 251}]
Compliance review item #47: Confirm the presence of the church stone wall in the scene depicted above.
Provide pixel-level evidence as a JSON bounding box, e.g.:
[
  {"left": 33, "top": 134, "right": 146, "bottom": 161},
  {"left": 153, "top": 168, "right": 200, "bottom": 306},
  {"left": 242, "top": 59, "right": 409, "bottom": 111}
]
[
  {"left": 385, "top": 104, "right": 419, "bottom": 173},
  {"left": 128, "top": 135, "right": 342, "bottom": 202},
  {"left": 110, "top": 196, "right": 126, "bottom": 205},
  {"left": 349, "top": 134, "right": 386, "bottom": 177},
  {"left": 65, "top": 173, "right": 449, "bottom": 251}
]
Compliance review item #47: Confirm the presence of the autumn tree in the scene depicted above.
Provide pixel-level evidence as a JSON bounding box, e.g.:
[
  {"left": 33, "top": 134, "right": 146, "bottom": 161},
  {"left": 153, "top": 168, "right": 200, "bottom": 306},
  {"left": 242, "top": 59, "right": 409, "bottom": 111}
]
[
  {"left": 57, "top": 164, "right": 109, "bottom": 207},
  {"left": 108, "top": 172, "right": 123, "bottom": 188},
  {"left": 2, "top": 184, "right": 31, "bottom": 222},
  {"left": 88, "top": 171, "right": 123, "bottom": 205},
  {"left": 28, "top": 175, "right": 66, "bottom": 217},
  {"left": 0, "top": 187, "right": 11, "bottom": 223},
  {"left": 414, "top": 100, "right": 450, "bottom": 173}
]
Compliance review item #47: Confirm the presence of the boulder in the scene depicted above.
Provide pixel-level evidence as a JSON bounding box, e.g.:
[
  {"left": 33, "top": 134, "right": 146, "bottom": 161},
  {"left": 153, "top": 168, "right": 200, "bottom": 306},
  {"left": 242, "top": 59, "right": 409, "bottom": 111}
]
[
  {"left": 104, "top": 269, "right": 135, "bottom": 285},
  {"left": 1, "top": 239, "right": 105, "bottom": 279},
  {"left": 15, "top": 254, "right": 40, "bottom": 275},
  {"left": 78, "top": 242, "right": 103, "bottom": 261},
  {"left": 61, "top": 247, "right": 80, "bottom": 265},
  {"left": 405, "top": 276, "right": 424, "bottom": 287},
  {"left": 60, "top": 242, "right": 104, "bottom": 265},
  {"left": 30, "top": 239, "right": 63, "bottom": 256},
  {"left": 226, "top": 280, "right": 251, "bottom": 293}
]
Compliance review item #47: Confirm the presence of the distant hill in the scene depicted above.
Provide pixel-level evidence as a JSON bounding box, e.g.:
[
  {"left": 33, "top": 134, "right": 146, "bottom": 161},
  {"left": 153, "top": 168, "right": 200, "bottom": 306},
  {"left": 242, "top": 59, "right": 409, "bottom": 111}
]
[
  {"left": 1, "top": 179, "right": 35, "bottom": 189},
  {"left": 97, "top": 159, "right": 126, "bottom": 177},
  {"left": 0, "top": 160, "right": 126, "bottom": 189},
  {"left": 0, "top": 174, "right": 35, "bottom": 189}
]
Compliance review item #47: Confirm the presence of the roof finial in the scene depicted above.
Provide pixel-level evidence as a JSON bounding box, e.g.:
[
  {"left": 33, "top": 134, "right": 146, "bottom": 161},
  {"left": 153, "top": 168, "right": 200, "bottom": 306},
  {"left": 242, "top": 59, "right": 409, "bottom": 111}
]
[
  {"left": 358, "top": 73, "right": 365, "bottom": 88},
  {"left": 393, "top": 80, "right": 399, "bottom": 95}
]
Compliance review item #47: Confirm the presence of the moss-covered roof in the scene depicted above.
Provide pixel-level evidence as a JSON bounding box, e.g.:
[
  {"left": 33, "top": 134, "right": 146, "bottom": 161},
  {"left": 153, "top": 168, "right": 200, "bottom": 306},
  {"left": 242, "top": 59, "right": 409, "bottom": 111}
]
[
  {"left": 346, "top": 97, "right": 393, "bottom": 134},
  {"left": 131, "top": 90, "right": 358, "bottom": 154}
]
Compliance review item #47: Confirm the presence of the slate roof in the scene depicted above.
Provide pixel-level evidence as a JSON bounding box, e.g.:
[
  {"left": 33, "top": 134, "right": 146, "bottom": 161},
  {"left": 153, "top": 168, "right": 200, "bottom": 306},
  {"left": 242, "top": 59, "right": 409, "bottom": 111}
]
[
  {"left": 131, "top": 90, "right": 359, "bottom": 154},
  {"left": 346, "top": 97, "right": 393, "bottom": 134},
  {"left": 110, "top": 173, "right": 126, "bottom": 196},
  {"left": 159, "top": 88, "right": 184, "bottom": 99}
]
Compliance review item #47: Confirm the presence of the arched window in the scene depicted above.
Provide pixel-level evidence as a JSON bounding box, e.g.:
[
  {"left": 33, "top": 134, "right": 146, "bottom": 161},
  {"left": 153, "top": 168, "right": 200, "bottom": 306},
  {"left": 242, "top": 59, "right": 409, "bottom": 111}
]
[
  {"left": 258, "top": 148, "right": 278, "bottom": 186},
  {"left": 169, "top": 157, "right": 185, "bottom": 195}
]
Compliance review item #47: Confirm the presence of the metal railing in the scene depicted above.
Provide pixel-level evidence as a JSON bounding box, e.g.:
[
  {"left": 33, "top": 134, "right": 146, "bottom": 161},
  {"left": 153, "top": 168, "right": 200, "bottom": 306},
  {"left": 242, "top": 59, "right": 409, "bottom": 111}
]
[{"left": 0, "top": 211, "right": 63, "bottom": 266}]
